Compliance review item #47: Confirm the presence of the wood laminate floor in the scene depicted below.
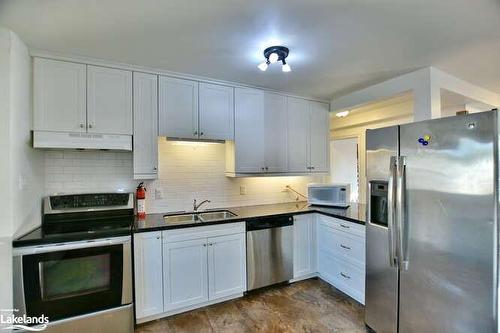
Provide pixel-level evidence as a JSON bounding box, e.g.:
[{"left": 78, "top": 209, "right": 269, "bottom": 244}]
[{"left": 135, "top": 278, "right": 368, "bottom": 333}]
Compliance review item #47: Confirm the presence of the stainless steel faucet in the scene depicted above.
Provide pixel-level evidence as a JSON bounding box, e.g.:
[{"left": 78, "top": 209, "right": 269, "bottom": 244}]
[{"left": 193, "top": 199, "right": 211, "bottom": 211}]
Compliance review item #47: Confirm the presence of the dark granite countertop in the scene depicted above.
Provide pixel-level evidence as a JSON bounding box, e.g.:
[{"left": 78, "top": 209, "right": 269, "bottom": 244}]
[{"left": 134, "top": 201, "right": 366, "bottom": 233}]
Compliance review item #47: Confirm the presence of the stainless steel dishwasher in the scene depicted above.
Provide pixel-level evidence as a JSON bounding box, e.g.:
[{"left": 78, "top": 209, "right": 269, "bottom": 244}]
[{"left": 246, "top": 215, "right": 294, "bottom": 291}]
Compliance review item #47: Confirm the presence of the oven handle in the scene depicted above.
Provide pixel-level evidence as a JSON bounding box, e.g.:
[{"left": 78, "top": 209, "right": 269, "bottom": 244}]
[{"left": 13, "top": 236, "right": 131, "bottom": 255}]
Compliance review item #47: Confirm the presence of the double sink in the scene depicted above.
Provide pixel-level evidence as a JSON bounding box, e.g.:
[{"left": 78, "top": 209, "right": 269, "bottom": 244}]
[{"left": 163, "top": 210, "right": 237, "bottom": 224}]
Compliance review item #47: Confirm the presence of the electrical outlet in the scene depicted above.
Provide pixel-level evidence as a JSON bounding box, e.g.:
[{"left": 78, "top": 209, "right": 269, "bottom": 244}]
[
  {"left": 155, "top": 188, "right": 163, "bottom": 200},
  {"left": 240, "top": 185, "right": 247, "bottom": 195}
]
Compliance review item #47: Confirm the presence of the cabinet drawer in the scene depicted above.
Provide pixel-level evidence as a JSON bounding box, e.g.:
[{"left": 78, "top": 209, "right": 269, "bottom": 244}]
[
  {"left": 162, "top": 222, "right": 245, "bottom": 243},
  {"left": 318, "top": 215, "right": 365, "bottom": 238},
  {"left": 319, "top": 250, "right": 365, "bottom": 304},
  {"left": 318, "top": 224, "right": 365, "bottom": 267}
]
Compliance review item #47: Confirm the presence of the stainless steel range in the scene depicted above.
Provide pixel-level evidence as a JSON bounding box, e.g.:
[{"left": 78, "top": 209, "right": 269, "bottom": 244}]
[{"left": 13, "top": 193, "right": 134, "bottom": 333}]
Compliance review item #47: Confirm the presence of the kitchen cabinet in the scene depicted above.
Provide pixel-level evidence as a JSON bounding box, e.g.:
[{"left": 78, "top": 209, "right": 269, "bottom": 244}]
[
  {"left": 309, "top": 101, "right": 330, "bottom": 173},
  {"left": 199, "top": 83, "right": 234, "bottom": 140},
  {"left": 87, "top": 65, "right": 133, "bottom": 135},
  {"left": 33, "top": 58, "right": 87, "bottom": 132},
  {"left": 263, "top": 92, "right": 287, "bottom": 172},
  {"left": 287, "top": 98, "right": 330, "bottom": 173},
  {"left": 161, "top": 223, "right": 246, "bottom": 315},
  {"left": 163, "top": 238, "right": 209, "bottom": 311},
  {"left": 158, "top": 78, "right": 234, "bottom": 141},
  {"left": 317, "top": 215, "right": 365, "bottom": 304},
  {"left": 207, "top": 233, "right": 246, "bottom": 300},
  {"left": 227, "top": 89, "right": 287, "bottom": 175},
  {"left": 158, "top": 76, "right": 199, "bottom": 139},
  {"left": 133, "top": 72, "right": 158, "bottom": 179},
  {"left": 286, "top": 97, "right": 310, "bottom": 173},
  {"left": 134, "top": 231, "right": 164, "bottom": 320},
  {"left": 231, "top": 88, "right": 265, "bottom": 173},
  {"left": 293, "top": 214, "right": 317, "bottom": 280}
]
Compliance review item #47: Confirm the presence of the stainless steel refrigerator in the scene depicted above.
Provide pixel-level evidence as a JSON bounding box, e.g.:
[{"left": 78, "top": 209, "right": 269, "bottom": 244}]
[{"left": 365, "top": 110, "right": 498, "bottom": 333}]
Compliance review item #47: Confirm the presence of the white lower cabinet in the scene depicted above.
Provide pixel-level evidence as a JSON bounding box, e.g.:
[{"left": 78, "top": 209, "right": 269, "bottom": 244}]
[
  {"left": 293, "top": 214, "right": 317, "bottom": 280},
  {"left": 134, "top": 223, "right": 246, "bottom": 323},
  {"left": 317, "top": 215, "right": 366, "bottom": 304},
  {"left": 207, "top": 233, "right": 247, "bottom": 300},
  {"left": 133, "top": 231, "right": 164, "bottom": 320},
  {"left": 163, "top": 238, "right": 209, "bottom": 311}
]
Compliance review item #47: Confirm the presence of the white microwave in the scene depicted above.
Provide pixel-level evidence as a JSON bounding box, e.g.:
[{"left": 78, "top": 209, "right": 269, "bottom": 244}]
[{"left": 307, "top": 183, "right": 350, "bottom": 207}]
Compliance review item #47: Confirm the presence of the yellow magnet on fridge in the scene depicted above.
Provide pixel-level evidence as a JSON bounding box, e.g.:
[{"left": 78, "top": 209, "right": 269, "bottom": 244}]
[{"left": 423, "top": 135, "right": 431, "bottom": 141}]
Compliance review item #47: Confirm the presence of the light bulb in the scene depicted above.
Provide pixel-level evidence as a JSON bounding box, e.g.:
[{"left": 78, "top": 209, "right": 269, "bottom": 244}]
[
  {"left": 335, "top": 110, "right": 350, "bottom": 118},
  {"left": 269, "top": 52, "right": 279, "bottom": 63},
  {"left": 282, "top": 63, "right": 291, "bottom": 72},
  {"left": 257, "top": 62, "right": 268, "bottom": 71}
]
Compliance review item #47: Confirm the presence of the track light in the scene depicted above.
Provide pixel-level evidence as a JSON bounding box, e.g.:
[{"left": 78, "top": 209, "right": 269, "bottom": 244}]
[{"left": 257, "top": 46, "right": 291, "bottom": 72}]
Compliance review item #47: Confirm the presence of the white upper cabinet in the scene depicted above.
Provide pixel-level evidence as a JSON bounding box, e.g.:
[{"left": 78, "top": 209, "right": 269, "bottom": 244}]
[
  {"left": 309, "top": 102, "right": 330, "bottom": 173},
  {"left": 87, "top": 65, "right": 133, "bottom": 135},
  {"left": 158, "top": 76, "right": 199, "bottom": 139},
  {"left": 287, "top": 97, "right": 310, "bottom": 173},
  {"left": 199, "top": 83, "right": 234, "bottom": 140},
  {"left": 264, "top": 92, "right": 287, "bottom": 173},
  {"left": 33, "top": 58, "right": 87, "bottom": 132},
  {"left": 287, "top": 98, "right": 330, "bottom": 173},
  {"left": 233, "top": 88, "right": 265, "bottom": 173},
  {"left": 134, "top": 231, "right": 163, "bottom": 320},
  {"left": 133, "top": 72, "right": 158, "bottom": 179}
]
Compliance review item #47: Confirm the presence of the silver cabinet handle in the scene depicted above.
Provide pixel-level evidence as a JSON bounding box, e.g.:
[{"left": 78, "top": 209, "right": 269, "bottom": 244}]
[
  {"left": 340, "top": 272, "right": 351, "bottom": 279},
  {"left": 80, "top": 123, "right": 85, "bottom": 128},
  {"left": 156, "top": 236, "right": 160, "bottom": 240},
  {"left": 265, "top": 167, "right": 268, "bottom": 171},
  {"left": 153, "top": 166, "right": 157, "bottom": 171},
  {"left": 340, "top": 224, "right": 350, "bottom": 229},
  {"left": 200, "top": 132, "right": 204, "bottom": 136},
  {"left": 261, "top": 167, "right": 265, "bottom": 171},
  {"left": 311, "top": 166, "right": 315, "bottom": 170},
  {"left": 88, "top": 124, "right": 93, "bottom": 129},
  {"left": 194, "top": 131, "right": 198, "bottom": 135},
  {"left": 203, "top": 244, "right": 207, "bottom": 247},
  {"left": 340, "top": 244, "right": 351, "bottom": 250},
  {"left": 387, "top": 156, "right": 398, "bottom": 267}
]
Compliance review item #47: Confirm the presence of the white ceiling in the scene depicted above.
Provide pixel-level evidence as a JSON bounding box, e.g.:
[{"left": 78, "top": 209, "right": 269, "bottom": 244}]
[{"left": 1, "top": 0, "right": 499, "bottom": 100}]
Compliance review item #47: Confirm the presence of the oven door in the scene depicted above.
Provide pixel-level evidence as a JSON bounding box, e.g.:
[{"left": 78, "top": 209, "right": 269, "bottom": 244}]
[{"left": 17, "top": 236, "right": 131, "bottom": 322}]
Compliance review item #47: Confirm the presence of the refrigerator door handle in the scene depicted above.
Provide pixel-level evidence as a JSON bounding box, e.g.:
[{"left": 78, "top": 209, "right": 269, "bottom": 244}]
[
  {"left": 387, "top": 156, "right": 398, "bottom": 267},
  {"left": 397, "top": 156, "right": 409, "bottom": 270}
]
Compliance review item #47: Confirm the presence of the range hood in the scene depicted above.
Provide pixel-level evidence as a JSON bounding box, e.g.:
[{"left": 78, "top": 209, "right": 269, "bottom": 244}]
[{"left": 33, "top": 131, "right": 132, "bottom": 151}]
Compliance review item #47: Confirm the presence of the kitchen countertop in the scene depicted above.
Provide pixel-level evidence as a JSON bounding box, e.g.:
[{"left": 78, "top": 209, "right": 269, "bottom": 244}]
[{"left": 134, "top": 201, "right": 366, "bottom": 233}]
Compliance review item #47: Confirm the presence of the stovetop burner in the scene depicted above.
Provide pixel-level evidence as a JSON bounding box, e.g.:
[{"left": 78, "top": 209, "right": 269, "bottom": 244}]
[{"left": 13, "top": 193, "right": 135, "bottom": 247}]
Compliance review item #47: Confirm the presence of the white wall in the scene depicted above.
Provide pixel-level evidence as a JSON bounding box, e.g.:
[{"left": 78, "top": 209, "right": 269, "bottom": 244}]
[
  {"left": 330, "top": 138, "right": 359, "bottom": 202},
  {"left": 44, "top": 139, "right": 326, "bottom": 213},
  {"left": 0, "top": 28, "right": 44, "bottom": 324}
]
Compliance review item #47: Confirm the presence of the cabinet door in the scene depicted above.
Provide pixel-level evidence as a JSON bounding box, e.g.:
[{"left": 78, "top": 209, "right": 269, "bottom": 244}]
[
  {"left": 207, "top": 233, "right": 246, "bottom": 300},
  {"left": 234, "top": 88, "right": 265, "bottom": 173},
  {"left": 199, "top": 83, "right": 234, "bottom": 140},
  {"left": 87, "top": 65, "right": 132, "bottom": 134},
  {"left": 134, "top": 232, "right": 163, "bottom": 319},
  {"left": 133, "top": 72, "right": 158, "bottom": 179},
  {"left": 293, "top": 214, "right": 317, "bottom": 279},
  {"left": 158, "top": 76, "right": 199, "bottom": 139},
  {"left": 163, "top": 239, "right": 209, "bottom": 311},
  {"left": 264, "top": 92, "right": 287, "bottom": 172},
  {"left": 33, "top": 58, "right": 87, "bottom": 132},
  {"left": 287, "top": 97, "right": 310, "bottom": 172},
  {"left": 309, "top": 101, "right": 330, "bottom": 173}
]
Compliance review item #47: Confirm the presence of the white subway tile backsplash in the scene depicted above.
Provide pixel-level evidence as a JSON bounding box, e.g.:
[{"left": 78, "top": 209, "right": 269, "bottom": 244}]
[{"left": 43, "top": 140, "right": 328, "bottom": 213}]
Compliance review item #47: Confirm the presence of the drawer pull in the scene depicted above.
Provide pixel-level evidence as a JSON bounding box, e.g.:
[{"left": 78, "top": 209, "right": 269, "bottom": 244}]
[
  {"left": 340, "top": 224, "right": 350, "bottom": 229},
  {"left": 340, "top": 244, "right": 351, "bottom": 250},
  {"left": 340, "top": 272, "right": 351, "bottom": 279}
]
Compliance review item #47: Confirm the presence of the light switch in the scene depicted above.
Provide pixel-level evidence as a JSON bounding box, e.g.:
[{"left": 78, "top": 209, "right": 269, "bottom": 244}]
[{"left": 240, "top": 185, "right": 247, "bottom": 195}]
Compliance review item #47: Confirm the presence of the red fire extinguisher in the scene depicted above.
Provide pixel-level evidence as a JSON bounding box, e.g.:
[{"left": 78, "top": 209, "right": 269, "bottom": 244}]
[{"left": 136, "top": 182, "right": 147, "bottom": 218}]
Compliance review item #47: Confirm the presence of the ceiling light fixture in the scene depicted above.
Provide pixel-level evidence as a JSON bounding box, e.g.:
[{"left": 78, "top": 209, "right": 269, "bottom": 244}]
[
  {"left": 258, "top": 46, "right": 291, "bottom": 72},
  {"left": 335, "top": 110, "right": 350, "bottom": 118}
]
